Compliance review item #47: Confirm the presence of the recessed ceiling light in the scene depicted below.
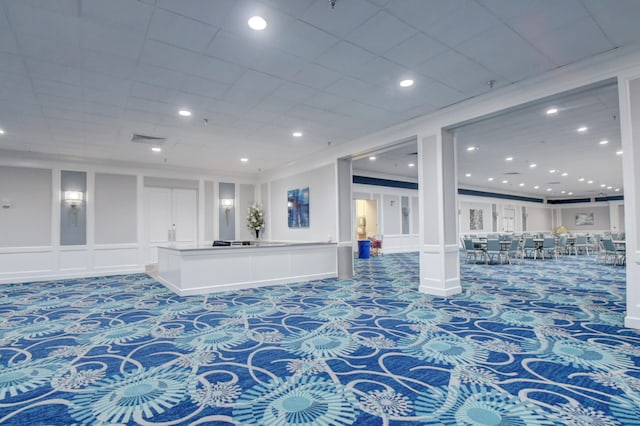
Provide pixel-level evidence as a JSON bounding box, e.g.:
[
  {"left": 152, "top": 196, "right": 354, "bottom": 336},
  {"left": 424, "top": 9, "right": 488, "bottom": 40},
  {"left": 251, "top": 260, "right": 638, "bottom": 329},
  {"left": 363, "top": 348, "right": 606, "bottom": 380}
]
[
  {"left": 600, "top": 184, "right": 606, "bottom": 188},
  {"left": 399, "top": 79, "right": 414, "bottom": 88},
  {"left": 579, "top": 177, "right": 585, "bottom": 182},
  {"left": 547, "top": 188, "right": 552, "bottom": 191},
  {"left": 292, "top": 131, "right": 303, "bottom": 137},
  {"left": 577, "top": 126, "right": 588, "bottom": 133},
  {"left": 408, "top": 163, "right": 415, "bottom": 167},
  {"left": 549, "top": 169, "right": 556, "bottom": 174},
  {"left": 248, "top": 16, "right": 267, "bottom": 30},
  {"left": 615, "top": 188, "right": 620, "bottom": 192},
  {"left": 546, "top": 107, "right": 558, "bottom": 115},
  {"left": 466, "top": 146, "right": 478, "bottom": 152},
  {"left": 151, "top": 147, "right": 162, "bottom": 152},
  {"left": 369, "top": 156, "right": 376, "bottom": 161},
  {"left": 561, "top": 172, "right": 568, "bottom": 177},
  {"left": 505, "top": 156, "right": 513, "bottom": 161},
  {"left": 607, "top": 186, "right": 612, "bottom": 189},
  {"left": 529, "top": 163, "right": 536, "bottom": 168},
  {"left": 502, "top": 180, "right": 508, "bottom": 184},
  {"left": 568, "top": 192, "right": 573, "bottom": 195},
  {"left": 616, "top": 150, "right": 623, "bottom": 155},
  {"left": 240, "top": 157, "right": 249, "bottom": 162},
  {"left": 519, "top": 183, "right": 525, "bottom": 187},
  {"left": 587, "top": 180, "right": 593, "bottom": 184},
  {"left": 534, "top": 185, "right": 540, "bottom": 189},
  {"left": 599, "top": 140, "right": 608, "bottom": 145},
  {"left": 178, "top": 109, "right": 192, "bottom": 117},
  {"left": 465, "top": 173, "right": 471, "bottom": 177},
  {"left": 488, "top": 177, "right": 494, "bottom": 181},
  {"left": 561, "top": 190, "right": 566, "bottom": 194},
  {"left": 0, "top": 128, "right": 5, "bottom": 134}
]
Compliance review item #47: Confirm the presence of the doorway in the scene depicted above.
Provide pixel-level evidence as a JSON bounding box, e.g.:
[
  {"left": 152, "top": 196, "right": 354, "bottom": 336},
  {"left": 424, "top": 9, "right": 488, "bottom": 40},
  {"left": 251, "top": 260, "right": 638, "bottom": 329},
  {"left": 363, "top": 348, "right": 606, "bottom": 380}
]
[{"left": 355, "top": 199, "right": 378, "bottom": 240}]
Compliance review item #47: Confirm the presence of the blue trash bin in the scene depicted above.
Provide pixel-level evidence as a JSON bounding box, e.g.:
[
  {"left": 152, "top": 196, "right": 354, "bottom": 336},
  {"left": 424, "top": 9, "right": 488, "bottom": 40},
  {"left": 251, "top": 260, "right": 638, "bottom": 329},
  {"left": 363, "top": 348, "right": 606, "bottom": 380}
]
[{"left": 358, "top": 239, "right": 371, "bottom": 259}]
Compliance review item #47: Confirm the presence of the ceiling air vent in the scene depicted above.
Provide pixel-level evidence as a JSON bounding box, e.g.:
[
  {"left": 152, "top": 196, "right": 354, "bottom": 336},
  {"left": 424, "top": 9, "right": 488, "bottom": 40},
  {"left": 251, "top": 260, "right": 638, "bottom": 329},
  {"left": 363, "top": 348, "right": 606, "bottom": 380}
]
[
  {"left": 547, "top": 181, "right": 561, "bottom": 185},
  {"left": 503, "top": 172, "right": 520, "bottom": 175},
  {"left": 131, "top": 133, "right": 166, "bottom": 145}
]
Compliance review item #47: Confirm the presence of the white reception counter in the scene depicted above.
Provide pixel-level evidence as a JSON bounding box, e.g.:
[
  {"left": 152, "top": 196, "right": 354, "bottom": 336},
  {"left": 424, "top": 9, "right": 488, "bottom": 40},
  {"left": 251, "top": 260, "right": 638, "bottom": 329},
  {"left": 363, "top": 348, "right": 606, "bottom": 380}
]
[{"left": 156, "top": 241, "right": 338, "bottom": 295}]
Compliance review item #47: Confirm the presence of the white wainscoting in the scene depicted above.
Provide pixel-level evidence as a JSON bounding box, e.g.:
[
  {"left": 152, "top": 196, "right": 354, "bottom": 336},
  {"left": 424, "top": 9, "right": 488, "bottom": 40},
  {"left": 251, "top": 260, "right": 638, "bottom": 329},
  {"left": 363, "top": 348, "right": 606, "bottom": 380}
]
[
  {"left": 377, "top": 234, "right": 420, "bottom": 254},
  {"left": 0, "top": 245, "right": 145, "bottom": 284}
]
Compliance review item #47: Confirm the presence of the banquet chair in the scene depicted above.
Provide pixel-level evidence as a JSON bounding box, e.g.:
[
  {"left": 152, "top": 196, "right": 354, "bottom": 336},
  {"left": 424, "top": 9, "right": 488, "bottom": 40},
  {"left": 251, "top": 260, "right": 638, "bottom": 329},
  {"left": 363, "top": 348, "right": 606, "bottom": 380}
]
[
  {"left": 485, "top": 239, "right": 502, "bottom": 264},
  {"left": 540, "top": 237, "right": 557, "bottom": 260},
  {"left": 573, "top": 235, "right": 590, "bottom": 255},
  {"left": 522, "top": 237, "right": 537, "bottom": 259},
  {"left": 463, "top": 238, "right": 484, "bottom": 264},
  {"left": 505, "top": 239, "right": 522, "bottom": 264}
]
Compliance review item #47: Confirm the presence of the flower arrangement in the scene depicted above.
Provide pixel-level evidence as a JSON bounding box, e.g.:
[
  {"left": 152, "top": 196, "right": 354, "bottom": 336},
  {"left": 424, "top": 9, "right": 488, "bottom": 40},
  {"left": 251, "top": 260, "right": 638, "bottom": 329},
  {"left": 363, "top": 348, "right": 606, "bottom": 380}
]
[{"left": 247, "top": 203, "right": 265, "bottom": 238}]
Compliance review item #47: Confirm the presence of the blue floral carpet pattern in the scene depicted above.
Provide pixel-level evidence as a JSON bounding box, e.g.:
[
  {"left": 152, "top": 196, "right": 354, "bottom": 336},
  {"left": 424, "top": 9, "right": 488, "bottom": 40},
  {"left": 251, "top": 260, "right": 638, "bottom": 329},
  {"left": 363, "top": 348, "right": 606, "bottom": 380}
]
[{"left": 0, "top": 254, "right": 638, "bottom": 425}]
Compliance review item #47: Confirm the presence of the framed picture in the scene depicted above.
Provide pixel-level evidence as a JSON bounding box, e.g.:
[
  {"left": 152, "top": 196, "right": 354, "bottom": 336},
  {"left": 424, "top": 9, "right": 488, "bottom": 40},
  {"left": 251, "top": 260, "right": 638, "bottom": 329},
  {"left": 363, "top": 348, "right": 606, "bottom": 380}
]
[
  {"left": 575, "top": 212, "right": 594, "bottom": 226},
  {"left": 469, "top": 209, "right": 483, "bottom": 231},
  {"left": 287, "top": 187, "right": 310, "bottom": 228}
]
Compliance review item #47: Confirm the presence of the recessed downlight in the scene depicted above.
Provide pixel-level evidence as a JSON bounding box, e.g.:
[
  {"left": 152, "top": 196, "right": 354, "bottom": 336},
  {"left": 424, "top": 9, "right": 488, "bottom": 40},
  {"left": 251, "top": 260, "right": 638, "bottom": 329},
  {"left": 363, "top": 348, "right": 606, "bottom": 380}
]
[
  {"left": 369, "top": 156, "right": 376, "bottom": 161},
  {"left": 408, "top": 163, "right": 415, "bottom": 167},
  {"left": 546, "top": 107, "right": 558, "bottom": 115},
  {"left": 399, "top": 79, "right": 414, "bottom": 88},
  {"left": 607, "top": 186, "right": 612, "bottom": 189},
  {"left": 502, "top": 180, "right": 508, "bottom": 184},
  {"left": 615, "top": 188, "right": 620, "bottom": 192},
  {"left": 519, "top": 183, "right": 525, "bottom": 187},
  {"left": 488, "top": 177, "right": 494, "bottom": 181},
  {"left": 465, "top": 173, "right": 471, "bottom": 177},
  {"left": 578, "top": 177, "right": 585, "bottom": 182},
  {"left": 600, "top": 184, "right": 606, "bottom": 188},
  {"left": 587, "top": 180, "right": 593, "bottom": 184},
  {"left": 561, "top": 172, "right": 568, "bottom": 177},
  {"left": 466, "top": 145, "right": 478, "bottom": 152},
  {"left": 616, "top": 150, "right": 623, "bottom": 155},
  {"left": 561, "top": 190, "right": 566, "bottom": 194},
  {"left": 0, "top": 128, "right": 5, "bottom": 134},
  {"left": 546, "top": 188, "right": 552, "bottom": 192},
  {"left": 577, "top": 126, "right": 588, "bottom": 133},
  {"left": 248, "top": 16, "right": 267, "bottom": 30},
  {"left": 505, "top": 156, "right": 513, "bottom": 161},
  {"left": 549, "top": 169, "right": 556, "bottom": 174},
  {"left": 151, "top": 147, "right": 162, "bottom": 153},
  {"left": 292, "top": 131, "right": 303, "bottom": 137},
  {"left": 529, "top": 163, "right": 536, "bottom": 168},
  {"left": 240, "top": 157, "right": 249, "bottom": 163},
  {"left": 534, "top": 185, "right": 540, "bottom": 189},
  {"left": 178, "top": 109, "right": 192, "bottom": 117},
  {"left": 568, "top": 192, "right": 573, "bottom": 195},
  {"left": 599, "top": 139, "right": 608, "bottom": 145}
]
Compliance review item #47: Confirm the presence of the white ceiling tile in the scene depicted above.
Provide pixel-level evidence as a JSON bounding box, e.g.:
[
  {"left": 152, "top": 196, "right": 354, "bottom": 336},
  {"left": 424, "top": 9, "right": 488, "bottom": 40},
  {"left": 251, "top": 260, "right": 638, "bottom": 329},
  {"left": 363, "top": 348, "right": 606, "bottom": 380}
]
[
  {"left": 81, "top": 21, "right": 146, "bottom": 60},
  {"left": 422, "top": 0, "right": 503, "bottom": 47},
  {"left": 147, "top": 9, "right": 218, "bottom": 53},
  {"left": 475, "top": 0, "right": 537, "bottom": 21},
  {"left": 528, "top": 17, "right": 614, "bottom": 66},
  {"left": 130, "top": 82, "right": 174, "bottom": 103},
  {"left": 15, "top": 33, "right": 83, "bottom": 68},
  {"left": 300, "top": 91, "right": 348, "bottom": 111},
  {"left": 289, "top": 63, "right": 342, "bottom": 90},
  {"left": 587, "top": 2, "right": 640, "bottom": 47},
  {"left": 345, "top": 10, "right": 417, "bottom": 55},
  {"left": 171, "top": 91, "right": 212, "bottom": 111},
  {"left": 83, "top": 102, "right": 122, "bottom": 119},
  {"left": 140, "top": 40, "right": 202, "bottom": 73},
  {"left": 155, "top": 0, "right": 236, "bottom": 27},
  {"left": 82, "top": 50, "right": 138, "bottom": 78},
  {"left": 33, "top": 79, "right": 83, "bottom": 99},
  {"left": 254, "top": 49, "right": 304, "bottom": 79},
  {"left": 0, "top": 28, "right": 19, "bottom": 53},
  {"left": 300, "top": 0, "right": 380, "bottom": 38},
  {"left": 131, "top": 64, "right": 185, "bottom": 90},
  {"left": 384, "top": 0, "right": 466, "bottom": 34},
  {"left": 315, "top": 41, "right": 377, "bottom": 76},
  {"left": 506, "top": 0, "right": 589, "bottom": 41},
  {"left": 270, "top": 82, "right": 316, "bottom": 103},
  {"left": 273, "top": 20, "right": 339, "bottom": 62},
  {"left": 191, "top": 55, "right": 245, "bottom": 85},
  {"left": 0, "top": 52, "right": 27, "bottom": 75},
  {"left": 456, "top": 27, "right": 555, "bottom": 83},
  {"left": 259, "top": 0, "right": 315, "bottom": 16},
  {"left": 180, "top": 75, "right": 229, "bottom": 99},
  {"left": 5, "top": 1, "right": 81, "bottom": 44},
  {"left": 81, "top": 0, "right": 154, "bottom": 33},
  {"left": 352, "top": 56, "right": 407, "bottom": 85},
  {"left": 22, "top": 0, "right": 80, "bottom": 17},
  {"left": 0, "top": 72, "right": 36, "bottom": 101},
  {"left": 126, "top": 97, "right": 170, "bottom": 116},
  {"left": 36, "top": 92, "right": 82, "bottom": 111},
  {"left": 417, "top": 50, "right": 496, "bottom": 95},
  {"left": 223, "top": 70, "right": 283, "bottom": 105},
  {"left": 324, "top": 77, "right": 375, "bottom": 100},
  {"left": 382, "top": 33, "right": 448, "bottom": 68},
  {"left": 206, "top": 30, "right": 267, "bottom": 68},
  {"left": 25, "top": 59, "right": 80, "bottom": 85}
]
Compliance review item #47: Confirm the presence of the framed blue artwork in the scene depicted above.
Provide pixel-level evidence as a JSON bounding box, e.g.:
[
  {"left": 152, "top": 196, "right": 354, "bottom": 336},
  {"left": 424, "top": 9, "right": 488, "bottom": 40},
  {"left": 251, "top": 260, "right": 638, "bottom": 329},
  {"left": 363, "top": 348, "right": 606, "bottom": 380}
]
[{"left": 287, "top": 187, "right": 309, "bottom": 228}]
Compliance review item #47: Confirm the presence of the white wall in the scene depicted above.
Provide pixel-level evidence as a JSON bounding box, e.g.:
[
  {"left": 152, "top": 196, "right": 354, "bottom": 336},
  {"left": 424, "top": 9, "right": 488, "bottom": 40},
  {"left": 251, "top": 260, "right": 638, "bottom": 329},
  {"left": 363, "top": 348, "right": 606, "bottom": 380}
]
[
  {"left": 95, "top": 173, "right": 137, "bottom": 244},
  {"left": 0, "top": 166, "right": 52, "bottom": 247},
  {"left": 560, "top": 205, "right": 610, "bottom": 232},
  {"left": 269, "top": 164, "right": 337, "bottom": 242}
]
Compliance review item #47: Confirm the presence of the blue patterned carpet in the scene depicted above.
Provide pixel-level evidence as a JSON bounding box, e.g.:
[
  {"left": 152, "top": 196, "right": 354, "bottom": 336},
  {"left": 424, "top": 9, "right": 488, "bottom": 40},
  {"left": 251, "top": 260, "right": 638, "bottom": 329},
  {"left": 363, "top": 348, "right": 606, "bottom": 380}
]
[{"left": 0, "top": 253, "right": 638, "bottom": 425}]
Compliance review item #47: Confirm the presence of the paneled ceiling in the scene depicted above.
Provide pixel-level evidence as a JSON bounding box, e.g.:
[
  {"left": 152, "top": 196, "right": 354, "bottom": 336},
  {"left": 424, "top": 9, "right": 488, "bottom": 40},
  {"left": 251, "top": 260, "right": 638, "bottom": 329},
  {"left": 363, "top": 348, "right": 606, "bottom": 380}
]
[
  {"left": 1, "top": 0, "right": 639, "bottom": 179},
  {"left": 353, "top": 81, "right": 623, "bottom": 198}
]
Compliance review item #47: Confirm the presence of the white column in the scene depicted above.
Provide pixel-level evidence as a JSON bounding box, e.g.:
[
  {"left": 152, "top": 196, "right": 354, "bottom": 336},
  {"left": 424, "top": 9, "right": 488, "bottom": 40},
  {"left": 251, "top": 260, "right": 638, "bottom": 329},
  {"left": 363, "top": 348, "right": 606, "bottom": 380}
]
[
  {"left": 619, "top": 75, "right": 640, "bottom": 329},
  {"left": 418, "top": 131, "right": 461, "bottom": 296},
  {"left": 336, "top": 158, "right": 353, "bottom": 278}
]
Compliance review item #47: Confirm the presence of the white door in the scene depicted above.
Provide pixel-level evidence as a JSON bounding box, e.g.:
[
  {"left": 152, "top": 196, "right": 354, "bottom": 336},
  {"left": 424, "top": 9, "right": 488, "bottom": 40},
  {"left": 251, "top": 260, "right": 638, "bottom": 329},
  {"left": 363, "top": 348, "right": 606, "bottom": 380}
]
[
  {"left": 503, "top": 208, "right": 515, "bottom": 233},
  {"left": 145, "top": 187, "right": 197, "bottom": 264}
]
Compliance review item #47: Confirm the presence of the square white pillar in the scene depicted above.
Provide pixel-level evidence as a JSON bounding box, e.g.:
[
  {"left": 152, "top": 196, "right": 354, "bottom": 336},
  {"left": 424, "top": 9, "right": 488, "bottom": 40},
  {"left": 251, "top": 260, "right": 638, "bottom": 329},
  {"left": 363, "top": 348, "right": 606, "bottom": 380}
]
[{"left": 418, "top": 132, "right": 461, "bottom": 296}]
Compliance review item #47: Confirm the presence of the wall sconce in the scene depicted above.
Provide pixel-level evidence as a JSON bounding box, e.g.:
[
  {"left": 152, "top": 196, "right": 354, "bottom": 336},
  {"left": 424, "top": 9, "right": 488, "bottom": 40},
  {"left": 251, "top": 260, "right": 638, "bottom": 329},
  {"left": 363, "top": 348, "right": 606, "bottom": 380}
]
[
  {"left": 64, "top": 191, "right": 84, "bottom": 226},
  {"left": 221, "top": 198, "right": 234, "bottom": 225}
]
